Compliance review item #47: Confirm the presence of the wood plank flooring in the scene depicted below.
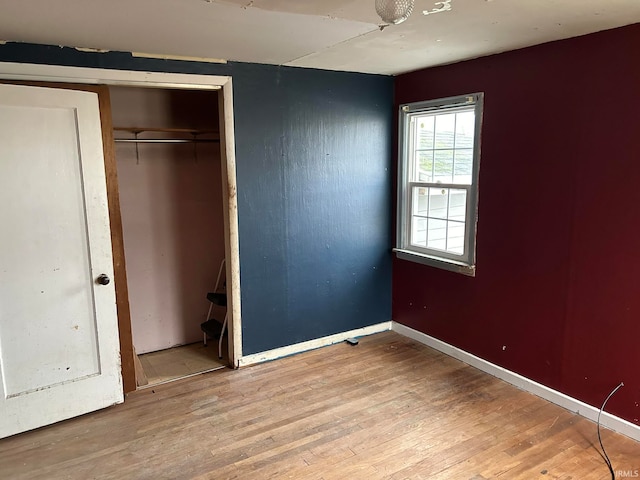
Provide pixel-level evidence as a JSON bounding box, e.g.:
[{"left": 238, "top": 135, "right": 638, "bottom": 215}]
[
  {"left": 138, "top": 342, "right": 227, "bottom": 387},
  {"left": 1, "top": 331, "right": 638, "bottom": 479}
]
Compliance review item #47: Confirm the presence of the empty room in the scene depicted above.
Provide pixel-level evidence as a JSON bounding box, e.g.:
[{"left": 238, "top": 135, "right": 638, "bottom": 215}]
[{"left": 0, "top": 1, "right": 639, "bottom": 478}]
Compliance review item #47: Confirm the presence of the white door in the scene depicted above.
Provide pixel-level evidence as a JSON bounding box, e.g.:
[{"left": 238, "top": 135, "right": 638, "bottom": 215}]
[{"left": 0, "top": 84, "right": 123, "bottom": 439}]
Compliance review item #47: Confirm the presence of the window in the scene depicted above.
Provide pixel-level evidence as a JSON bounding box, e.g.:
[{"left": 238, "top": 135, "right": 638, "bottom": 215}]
[{"left": 394, "top": 93, "right": 483, "bottom": 276}]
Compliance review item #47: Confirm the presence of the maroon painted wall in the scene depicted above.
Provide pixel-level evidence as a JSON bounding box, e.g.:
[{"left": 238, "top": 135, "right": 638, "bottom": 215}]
[{"left": 393, "top": 23, "right": 640, "bottom": 425}]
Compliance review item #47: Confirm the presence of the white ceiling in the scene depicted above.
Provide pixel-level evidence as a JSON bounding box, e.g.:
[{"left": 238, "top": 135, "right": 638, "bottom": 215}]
[{"left": 0, "top": 0, "right": 638, "bottom": 75}]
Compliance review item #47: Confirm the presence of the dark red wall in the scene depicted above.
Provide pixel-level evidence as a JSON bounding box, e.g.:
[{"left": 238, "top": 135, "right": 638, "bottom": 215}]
[{"left": 394, "top": 23, "right": 640, "bottom": 424}]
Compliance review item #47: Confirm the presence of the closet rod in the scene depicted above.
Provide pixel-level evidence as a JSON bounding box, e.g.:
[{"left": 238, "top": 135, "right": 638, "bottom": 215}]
[{"left": 114, "top": 138, "right": 220, "bottom": 144}]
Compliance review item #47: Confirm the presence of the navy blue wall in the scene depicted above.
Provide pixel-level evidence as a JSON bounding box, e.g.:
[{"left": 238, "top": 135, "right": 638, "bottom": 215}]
[{"left": 0, "top": 43, "right": 393, "bottom": 354}]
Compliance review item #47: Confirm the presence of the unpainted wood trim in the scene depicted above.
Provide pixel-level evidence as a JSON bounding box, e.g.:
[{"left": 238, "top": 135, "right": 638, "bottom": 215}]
[
  {"left": 95, "top": 87, "right": 137, "bottom": 394},
  {"left": 219, "top": 79, "right": 242, "bottom": 366},
  {"left": 132, "top": 346, "right": 148, "bottom": 387},
  {"left": 238, "top": 322, "right": 392, "bottom": 367}
]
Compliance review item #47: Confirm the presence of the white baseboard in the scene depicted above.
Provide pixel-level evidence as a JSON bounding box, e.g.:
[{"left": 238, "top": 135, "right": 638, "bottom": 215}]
[
  {"left": 392, "top": 322, "right": 640, "bottom": 442},
  {"left": 237, "top": 322, "right": 392, "bottom": 368}
]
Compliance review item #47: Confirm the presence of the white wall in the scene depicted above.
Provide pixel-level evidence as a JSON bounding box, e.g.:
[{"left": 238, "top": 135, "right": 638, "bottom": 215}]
[{"left": 111, "top": 86, "right": 225, "bottom": 354}]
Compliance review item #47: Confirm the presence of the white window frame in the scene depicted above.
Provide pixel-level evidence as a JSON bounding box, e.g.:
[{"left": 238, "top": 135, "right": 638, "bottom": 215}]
[{"left": 394, "top": 93, "right": 483, "bottom": 276}]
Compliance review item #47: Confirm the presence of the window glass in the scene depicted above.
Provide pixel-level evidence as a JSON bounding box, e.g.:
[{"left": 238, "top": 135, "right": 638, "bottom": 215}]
[{"left": 395, "top": 93, "right": 483, "bottom": 276}]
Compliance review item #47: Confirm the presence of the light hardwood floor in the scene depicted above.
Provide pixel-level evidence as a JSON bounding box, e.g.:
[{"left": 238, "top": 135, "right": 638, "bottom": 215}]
[
  {"left": 138, "top": 342, "right": 227, "bottom": 387},
  {"left": 1, "top": 331, "right": 638, "bottom": 479}
]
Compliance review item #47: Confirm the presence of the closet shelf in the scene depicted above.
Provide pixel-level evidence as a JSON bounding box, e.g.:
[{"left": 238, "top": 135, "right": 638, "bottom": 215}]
[
  {"left": 114, "top": 127, "right": 219, "bottom": 134},
  {"left": 113, "top": 126, "right": 220, "bottom": 143}
]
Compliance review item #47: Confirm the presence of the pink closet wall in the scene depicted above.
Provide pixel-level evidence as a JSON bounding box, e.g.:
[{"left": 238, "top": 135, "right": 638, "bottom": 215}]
[{"left": 111, "top": 87, "right": 225, "bottom": 354}]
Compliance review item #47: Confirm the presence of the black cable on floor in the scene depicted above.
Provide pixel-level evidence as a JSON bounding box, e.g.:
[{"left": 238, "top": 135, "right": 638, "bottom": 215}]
[{"left": 597, "top": 382, "right": 624, "bottom": 480}]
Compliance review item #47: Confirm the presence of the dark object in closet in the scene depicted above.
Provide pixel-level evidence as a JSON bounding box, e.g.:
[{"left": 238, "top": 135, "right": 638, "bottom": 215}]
[{"left": 201, "top": 259, "right": 228, "bottom": 359}]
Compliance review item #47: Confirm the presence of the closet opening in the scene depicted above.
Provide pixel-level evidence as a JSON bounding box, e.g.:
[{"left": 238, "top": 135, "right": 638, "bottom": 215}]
[
  {"left": 110, "top": 86, "right": 228, "bottom": 388},
  {"left": 0, "top": 62, "right": 243, "bottom": 397}
]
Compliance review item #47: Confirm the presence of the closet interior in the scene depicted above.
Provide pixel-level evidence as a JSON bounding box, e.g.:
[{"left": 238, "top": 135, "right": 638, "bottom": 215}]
[{"left": 109, "top": 86, "right": 228, "bottom": 388}]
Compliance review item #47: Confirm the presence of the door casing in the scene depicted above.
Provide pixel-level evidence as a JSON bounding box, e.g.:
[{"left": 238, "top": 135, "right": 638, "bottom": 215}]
[{"left": 0, "top": 63, "right": 243, "bottom": 392}]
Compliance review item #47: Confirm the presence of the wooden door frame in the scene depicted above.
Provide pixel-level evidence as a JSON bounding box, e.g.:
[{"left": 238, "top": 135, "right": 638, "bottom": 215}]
[{"left": 0, "top": 63, "right": 243, "bottom": 393}]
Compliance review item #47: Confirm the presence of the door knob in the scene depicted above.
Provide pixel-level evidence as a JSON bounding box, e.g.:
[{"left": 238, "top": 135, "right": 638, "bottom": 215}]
[{"left": 97, "top": 274, "right": 111, "bottom": 285}]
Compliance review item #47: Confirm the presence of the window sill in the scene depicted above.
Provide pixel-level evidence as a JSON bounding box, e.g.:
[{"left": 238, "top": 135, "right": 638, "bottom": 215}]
[{"left": 393, "top": 248, "right": 476, "bottom": 277}]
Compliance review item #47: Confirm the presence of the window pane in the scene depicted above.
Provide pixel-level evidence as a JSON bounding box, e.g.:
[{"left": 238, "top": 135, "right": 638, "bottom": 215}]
[
  {"left": 448, "top": 189, "right": 467, "bottom": 221},
  {"left": 455, "top": 111, "right": 475, "bottom": 148},
  {"left": 447, "top": 221, "right": 466, "bottom": 254},
  {"left": 411, "top": 217, "right": 427, "bottom": 247},
  {"left": 415, "top": 151, "right": 433, "bottom": 182},
  {"left": 435, "top": 113, "right": 455, "bottom": 149},
  {"left": 427, "top": 218, "right": 447, "bottom": 251},
  {"left": 412, "top": 186, "right": 429, "bottom": 216},
  {"left": 434, "top": 150, "right": 453, "bottom": 183},
  {"left": 415, "top": 115, "right": 434, "bottom": 150},
  {"left": 453, "top": 149, "right": 473, "bottom": 185},
  {"left": 428, "top": 188, "right": 449, "bottom": 219}
]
